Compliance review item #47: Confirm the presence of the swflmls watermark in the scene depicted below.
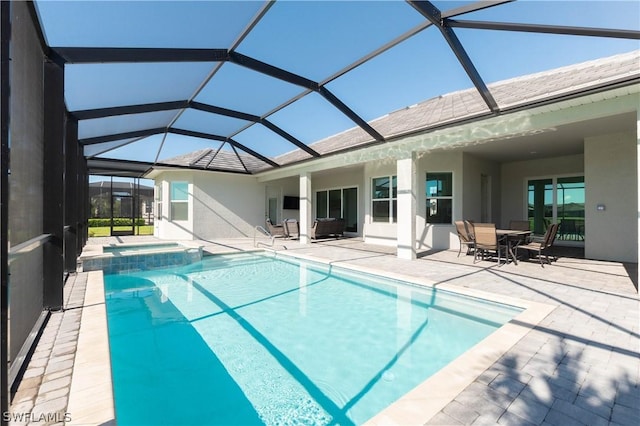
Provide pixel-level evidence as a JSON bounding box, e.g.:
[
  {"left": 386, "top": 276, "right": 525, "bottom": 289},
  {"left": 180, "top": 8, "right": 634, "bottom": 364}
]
[{"left": 2, "top": 411, "right": 72, "bottom": 423}]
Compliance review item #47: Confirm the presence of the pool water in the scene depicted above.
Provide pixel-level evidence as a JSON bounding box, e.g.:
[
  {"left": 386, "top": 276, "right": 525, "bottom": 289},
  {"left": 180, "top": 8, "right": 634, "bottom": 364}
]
[{"left": 104, "top": 253, "right": 522, "bottom": 425}]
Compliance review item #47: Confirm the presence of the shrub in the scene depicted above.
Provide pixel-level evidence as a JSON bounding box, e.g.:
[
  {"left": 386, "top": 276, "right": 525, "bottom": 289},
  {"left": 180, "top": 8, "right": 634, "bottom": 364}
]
[{"left": 88, "top": 218, "right": 146, "bottom": 227}]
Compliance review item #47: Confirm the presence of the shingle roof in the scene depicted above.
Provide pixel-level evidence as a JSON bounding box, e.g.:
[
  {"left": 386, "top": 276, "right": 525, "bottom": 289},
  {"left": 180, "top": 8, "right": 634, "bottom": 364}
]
[
  {"left": 160, "top": 148, "right": 273, "bottom": 174},
  {"left": 274, "top": 50, "right": 640, "bottom": 167}
]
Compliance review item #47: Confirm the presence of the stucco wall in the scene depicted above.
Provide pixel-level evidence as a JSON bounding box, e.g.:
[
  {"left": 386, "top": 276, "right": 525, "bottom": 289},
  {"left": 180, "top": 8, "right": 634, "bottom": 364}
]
[
  {"left": 418, "top": 152, "right": 464, "bottom": 250},
  {"left": 192, "top": 171, "right": 265, "bottom": 239},
  {"left": 462, "top": 153, "right": 501, "bottom": 224},
  {"left": 584, "top": 131, "right": 637, "bottom": 262},
  {"left": 266, "top": 177, "right": 299, "bottom": 223},
  {"left": 501, "top": 154, "right": 584, "bottom": 229},
  {"left": 154, "top": 171, "right": 195, "bottom": 240}
]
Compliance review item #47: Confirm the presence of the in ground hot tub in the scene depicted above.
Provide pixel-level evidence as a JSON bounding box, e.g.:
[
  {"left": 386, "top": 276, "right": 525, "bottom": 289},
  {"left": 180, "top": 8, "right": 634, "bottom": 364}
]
[{"left": 79, "top": 242, "right": 203, "bottom": 274}]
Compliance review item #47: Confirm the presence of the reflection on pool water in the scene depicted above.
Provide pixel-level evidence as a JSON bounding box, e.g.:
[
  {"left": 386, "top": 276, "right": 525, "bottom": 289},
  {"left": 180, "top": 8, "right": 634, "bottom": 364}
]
[{"left": 104, "top": 252, "right": 522, "bottom": 425}]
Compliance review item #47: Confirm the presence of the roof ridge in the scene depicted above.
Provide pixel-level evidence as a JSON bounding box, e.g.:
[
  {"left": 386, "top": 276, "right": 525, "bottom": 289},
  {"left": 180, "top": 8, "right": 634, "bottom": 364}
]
[
  {"left": 378, "top": 50, "right": 640, "bottom": 119},
  {"left": 190, "top": 148, "right": 214, "bottom": 166},
  {"left": 487, "top": 49, "right": 640, "bottom": 88}
]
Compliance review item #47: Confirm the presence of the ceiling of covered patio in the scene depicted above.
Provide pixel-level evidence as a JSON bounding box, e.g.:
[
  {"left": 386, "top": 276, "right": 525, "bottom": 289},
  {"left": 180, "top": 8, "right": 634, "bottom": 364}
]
[{"left": 33, "top": 0, "right": 640, "bottom": 177}]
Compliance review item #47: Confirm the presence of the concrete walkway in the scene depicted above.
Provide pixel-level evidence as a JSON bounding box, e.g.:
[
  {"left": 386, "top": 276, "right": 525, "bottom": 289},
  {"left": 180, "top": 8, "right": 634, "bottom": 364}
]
[{"left": 9, "top": 236, "right": 639, "bottom": 425}]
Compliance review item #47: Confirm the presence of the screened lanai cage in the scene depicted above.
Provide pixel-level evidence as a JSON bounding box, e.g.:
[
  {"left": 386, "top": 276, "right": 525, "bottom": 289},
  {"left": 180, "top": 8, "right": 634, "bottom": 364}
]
[
  {"left": 88, "top": 177, "right": 155, "bottom": 236},
  {"left": 1, "top": 0, "right": 639, "bottom": 420}
]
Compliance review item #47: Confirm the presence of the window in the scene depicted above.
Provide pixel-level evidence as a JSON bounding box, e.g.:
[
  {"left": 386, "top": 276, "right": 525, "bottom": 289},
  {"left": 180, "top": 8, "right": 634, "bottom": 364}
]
[
  {"left": 170, "top": 181, "right": 189, "bottom": 221},
  {"left": 155, "top": 184, "right": 163, "bottom": 221},
  {"left": 426, "top": 172, "right": 452, "bottom": 224},
  {"left": 372, "top": 176, "right": 396, "bottom": 223}
]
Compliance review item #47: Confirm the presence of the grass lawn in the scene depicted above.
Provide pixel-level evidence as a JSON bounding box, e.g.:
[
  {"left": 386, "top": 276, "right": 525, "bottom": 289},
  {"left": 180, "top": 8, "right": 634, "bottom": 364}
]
[{"left": 88, "top": 225, "right": 154, "bottom": 237}]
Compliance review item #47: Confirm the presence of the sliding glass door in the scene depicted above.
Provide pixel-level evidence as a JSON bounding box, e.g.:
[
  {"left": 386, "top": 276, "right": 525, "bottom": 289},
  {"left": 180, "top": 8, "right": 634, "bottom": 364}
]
[
  {"left": 316, "top": 187, "right": 358, "bottom": 233},
  {"left": 527, "top": 179, "right": 553, "bottom": 235},
  {"left": 556, "top": 177, "right": 585, "bottom": 242},
  {"left": 527, "top": 176, "right": 584, "bottom": 244}
]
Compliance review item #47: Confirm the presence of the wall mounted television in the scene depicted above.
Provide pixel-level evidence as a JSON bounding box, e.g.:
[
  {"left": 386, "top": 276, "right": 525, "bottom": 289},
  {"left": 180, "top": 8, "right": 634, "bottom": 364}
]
[{"left": 283, "top": 195, "right": 300, "bottom": 210}]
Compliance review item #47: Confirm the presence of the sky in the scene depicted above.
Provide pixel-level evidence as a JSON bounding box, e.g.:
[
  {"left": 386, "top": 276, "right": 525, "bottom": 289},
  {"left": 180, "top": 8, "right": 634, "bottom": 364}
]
[{"left": 35, "top": 0, "right": 640, "bottom": 166}]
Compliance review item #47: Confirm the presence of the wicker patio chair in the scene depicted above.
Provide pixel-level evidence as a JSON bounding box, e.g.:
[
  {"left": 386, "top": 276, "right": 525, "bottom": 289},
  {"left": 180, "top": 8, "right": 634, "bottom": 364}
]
[
  {"left": 266, "top": 218, "right": 288, "bottom": 238},
  {"left": 283, "top": 219, "right": 299, "bottom": 240}
]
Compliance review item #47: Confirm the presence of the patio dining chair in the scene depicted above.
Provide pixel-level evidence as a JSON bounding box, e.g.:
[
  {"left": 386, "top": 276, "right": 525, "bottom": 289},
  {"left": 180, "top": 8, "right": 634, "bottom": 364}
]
[
  {"left": 454, "top": 220, "right": 475, "bottom": 257},
  {"left": 473, "top": 223, "right": 508, "bottom": 265},
  {"left": 508, "top": 220, "right": 531, "bottom": 245},
  {"left": 509, "top": 220, "right": 530, "bottom": 231},
  {"left": 516, "top": 223, "right": 559, "bottom": 266}
]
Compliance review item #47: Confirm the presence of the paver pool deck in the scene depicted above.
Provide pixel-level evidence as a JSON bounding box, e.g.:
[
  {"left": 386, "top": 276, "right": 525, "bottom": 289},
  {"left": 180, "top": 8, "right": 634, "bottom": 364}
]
[{"left": 8, "top": 236, "right": 639, "bottom": 425}]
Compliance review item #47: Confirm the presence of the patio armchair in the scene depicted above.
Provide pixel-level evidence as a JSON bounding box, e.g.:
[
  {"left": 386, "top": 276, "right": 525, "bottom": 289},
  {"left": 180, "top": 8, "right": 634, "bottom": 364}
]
[
  {"left": 516, "top": 223, "right": 559, "bottom": 266},
  {"left": 266, "top": 218, "right": 288, "bottom": 238},
  {"left": 283, "top": 219, "right": 299, "bottom": 240},
  {"left": 473, "top": 223, "right": 508, "bottom": 265},
  {"left": 454, "top": 220, "right": 475, "bottom": 257}
]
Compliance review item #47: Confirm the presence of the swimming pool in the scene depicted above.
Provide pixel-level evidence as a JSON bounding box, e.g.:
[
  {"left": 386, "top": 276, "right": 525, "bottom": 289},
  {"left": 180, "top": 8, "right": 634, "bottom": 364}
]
[{"left": 104, "top": 252, "right": 522, "bottom": 425}]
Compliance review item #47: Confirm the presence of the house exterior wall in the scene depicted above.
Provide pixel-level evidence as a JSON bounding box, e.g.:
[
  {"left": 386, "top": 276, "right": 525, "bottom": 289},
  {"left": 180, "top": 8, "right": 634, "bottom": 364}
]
[
  {"left": 154, "top": 171, "right": 195, "bottom": 240},
  {"left": 192, "top": 172, "right": 265, "bottom": 240},
  {"left": 266, "top": 177, "right": 299, "bottom": 224},
  {"left": 417, "top": 152, "right": 464, "bottom": 250},
  {"left": 462, "top": 153, "right": 501, "bottom": 224},
  {"left": 501, "top": 154, "right": 584, "bottom": 229},
  {"left": 585, "top": 131, "right": 638, "bottom": 262},
  {"left": 154, "top": 170, "right": 266, "bottom": 240},
  {"left": 362, "top": 153, "right": 464, "bottom": 250}
]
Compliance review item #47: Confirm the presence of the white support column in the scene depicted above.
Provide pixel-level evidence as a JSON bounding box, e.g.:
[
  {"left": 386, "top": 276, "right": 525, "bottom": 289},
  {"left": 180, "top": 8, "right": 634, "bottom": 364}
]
[
  {"left": 397, "top": 153, "right": 417, "bottom": 260},
  {"left": 299, "top": 172, "right": 312, "bottom": 244}
]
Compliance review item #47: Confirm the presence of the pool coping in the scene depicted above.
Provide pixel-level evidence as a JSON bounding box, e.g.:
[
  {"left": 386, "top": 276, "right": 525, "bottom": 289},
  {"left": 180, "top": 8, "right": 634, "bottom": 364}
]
[
  {"left": 68, "top": 248, "right": 555, "bottom": 425},
  {"left": 67, "top": 270, "right": 116, "bottom": 425}
]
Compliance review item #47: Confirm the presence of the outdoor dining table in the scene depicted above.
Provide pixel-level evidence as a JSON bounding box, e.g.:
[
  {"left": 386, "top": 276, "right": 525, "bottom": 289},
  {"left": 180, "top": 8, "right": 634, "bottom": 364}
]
[{"left": 496, "top": 229, "right": 532, "bottom": 265}]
